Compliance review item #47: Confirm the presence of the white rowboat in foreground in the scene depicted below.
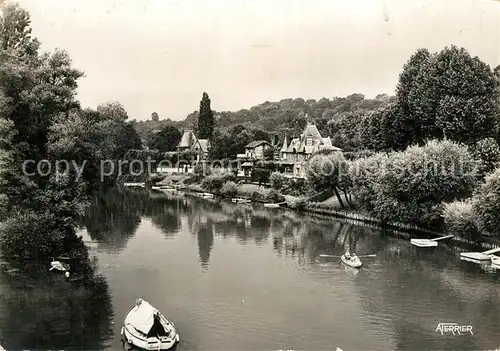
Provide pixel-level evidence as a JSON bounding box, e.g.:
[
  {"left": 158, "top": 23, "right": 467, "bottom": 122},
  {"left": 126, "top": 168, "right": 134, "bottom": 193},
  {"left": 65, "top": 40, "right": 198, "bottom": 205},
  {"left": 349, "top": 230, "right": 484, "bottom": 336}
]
[{"left": 122, "top": 298, "right": 179, "bottom": 350}]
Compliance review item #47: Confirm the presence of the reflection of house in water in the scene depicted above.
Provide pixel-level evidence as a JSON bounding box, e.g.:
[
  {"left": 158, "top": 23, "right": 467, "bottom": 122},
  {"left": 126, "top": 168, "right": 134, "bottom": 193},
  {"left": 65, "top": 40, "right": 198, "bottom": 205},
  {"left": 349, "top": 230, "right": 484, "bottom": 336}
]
[{"left": 197, "top": 220, "right": 214, "bottom": 272}]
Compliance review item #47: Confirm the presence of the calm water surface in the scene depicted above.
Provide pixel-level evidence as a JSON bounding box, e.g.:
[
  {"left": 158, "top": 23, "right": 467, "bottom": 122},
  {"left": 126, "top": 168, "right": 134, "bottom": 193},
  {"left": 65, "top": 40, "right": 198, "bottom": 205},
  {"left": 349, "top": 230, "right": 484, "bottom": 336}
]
[{"left": 0, "top": 188, "right": 499, "bottom": 350}]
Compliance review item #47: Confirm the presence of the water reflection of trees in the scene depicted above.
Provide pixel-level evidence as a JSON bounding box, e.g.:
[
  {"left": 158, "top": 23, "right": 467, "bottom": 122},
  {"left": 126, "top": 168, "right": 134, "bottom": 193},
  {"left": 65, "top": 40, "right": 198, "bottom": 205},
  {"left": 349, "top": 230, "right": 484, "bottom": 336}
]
[
  {"left": 144, "top": 196, "right": 189, "bottom": 237},
  {"left": 0, "top": 262, "right": 113, "bottom": 350},
  {"left": 83, "top": 187, "right": 149, "bottom": 252}
]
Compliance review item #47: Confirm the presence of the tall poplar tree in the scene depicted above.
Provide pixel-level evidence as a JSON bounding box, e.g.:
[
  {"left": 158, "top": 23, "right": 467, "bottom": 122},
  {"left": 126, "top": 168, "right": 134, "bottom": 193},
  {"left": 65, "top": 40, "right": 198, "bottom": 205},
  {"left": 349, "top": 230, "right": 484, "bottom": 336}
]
[{"left": 198, "top": 92, "right": 214, "bottom": 139}]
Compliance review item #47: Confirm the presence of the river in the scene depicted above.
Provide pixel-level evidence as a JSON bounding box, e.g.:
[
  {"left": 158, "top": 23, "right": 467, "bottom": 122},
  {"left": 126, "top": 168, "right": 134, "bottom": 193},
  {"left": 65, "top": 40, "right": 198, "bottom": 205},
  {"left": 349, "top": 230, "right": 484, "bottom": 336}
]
[{"left": 0, "top": 187, "right": 499, "bottom": 351}]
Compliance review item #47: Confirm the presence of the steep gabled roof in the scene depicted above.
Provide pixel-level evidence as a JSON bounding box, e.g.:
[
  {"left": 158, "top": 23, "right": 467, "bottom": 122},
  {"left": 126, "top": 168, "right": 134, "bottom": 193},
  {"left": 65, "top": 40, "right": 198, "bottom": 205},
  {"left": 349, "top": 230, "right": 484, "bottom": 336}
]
[
  {"left": 197, "top": 139, "right": 210, "bottom": 153},
  {"left": 245, "top": 140, "right": 272, "bottom": 148},
  {"left": 285, "top": 138, "right": 300, "bottom": 153},
  {"left": 280, "top": 135, "right": 289, "bottom": 153},
  {"left": 178, "top": 130, "right": 197, "bottom": 148}
]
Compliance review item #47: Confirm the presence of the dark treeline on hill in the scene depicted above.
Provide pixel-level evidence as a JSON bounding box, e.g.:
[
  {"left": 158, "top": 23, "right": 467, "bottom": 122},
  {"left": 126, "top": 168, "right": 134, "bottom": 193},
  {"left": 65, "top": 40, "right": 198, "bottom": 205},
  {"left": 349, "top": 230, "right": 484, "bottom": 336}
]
[{"left": 135, "top": 93, "right": 397, "bottom": 154}]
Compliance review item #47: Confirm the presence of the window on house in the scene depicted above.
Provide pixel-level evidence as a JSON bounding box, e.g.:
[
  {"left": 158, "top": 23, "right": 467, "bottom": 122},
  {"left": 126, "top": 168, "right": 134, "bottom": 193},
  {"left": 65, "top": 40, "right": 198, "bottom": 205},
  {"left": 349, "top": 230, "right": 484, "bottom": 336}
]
[{"left": 306, "top": 138, "right": 312, "bottom": 146}]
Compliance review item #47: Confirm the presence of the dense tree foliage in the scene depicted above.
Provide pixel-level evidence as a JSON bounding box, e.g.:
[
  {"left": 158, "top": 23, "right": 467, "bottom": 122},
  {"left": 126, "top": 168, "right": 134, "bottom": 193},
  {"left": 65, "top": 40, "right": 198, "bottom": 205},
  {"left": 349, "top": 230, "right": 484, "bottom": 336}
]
[
  {"left": 209, "top": 124, "right": 271, "bottom": 160},
  {"left": 470, "top": 137, "right": 500, "bottom": 178},
  {"left": 472, "top": 168, "right": 500, "bottom": 235},
  {"left": 407, "top": 46, "right": 499, "bottom": 145},
  {"left": 0, "top": 3, "right": 141, "bottom": 264},
  {"left": 149, "top": 124, "right": 182, "bottom": 152},
  {"left": 350, "top": 140, "right": 478, "bottom": 226},
  {"left": 305, "top": 152, "right": 351, "bottom": 208}
]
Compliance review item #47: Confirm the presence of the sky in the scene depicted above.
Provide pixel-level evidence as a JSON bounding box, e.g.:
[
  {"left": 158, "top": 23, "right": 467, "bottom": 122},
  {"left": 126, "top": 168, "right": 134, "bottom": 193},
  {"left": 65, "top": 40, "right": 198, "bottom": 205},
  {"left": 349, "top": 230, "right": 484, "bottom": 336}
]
[{"left": 15, "top": 0, "right": 500, "bottom": 121}]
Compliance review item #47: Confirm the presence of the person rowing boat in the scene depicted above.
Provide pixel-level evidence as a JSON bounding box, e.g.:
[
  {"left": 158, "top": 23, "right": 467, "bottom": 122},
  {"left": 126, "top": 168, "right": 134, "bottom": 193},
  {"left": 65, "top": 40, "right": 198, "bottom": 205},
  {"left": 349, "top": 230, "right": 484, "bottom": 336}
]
[{"left": 342, "top": 251, "right": 362, "bottom": 268}]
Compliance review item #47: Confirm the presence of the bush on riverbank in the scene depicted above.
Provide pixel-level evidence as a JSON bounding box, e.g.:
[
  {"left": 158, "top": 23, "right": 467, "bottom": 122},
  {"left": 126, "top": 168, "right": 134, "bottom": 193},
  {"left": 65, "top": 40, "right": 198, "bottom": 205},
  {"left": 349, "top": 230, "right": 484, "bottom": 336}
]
[
  {"left": 221, "top": 181, "right": 238, "bottom": 198},
  {"left": 287, "top": 197, "right": 307, "bottom": 211},
  {"left": 470, "top": 137, "right": 500, "bottom": 179},
  {"left": 250, "top": 188, "right": 285, "bottom": 203},
  {"left": 270, "top": 172, "right": 308, "bottom": 196},
  {"left": 351, "top": 140, "right": 478, "bottom": 226},
  {"left": 472, "top": 168, "right": 500, "bottom": 236},
  {"left": 200, "top": 171, "right": 236, "bottom": 194},
  {"left": 442, "top": 200, "right": 481, "bottom": 241},
  {"left": 270, "top": 172, "right": 288, "bottom": 190},
  {"left": 0, "top": 210, "right": 73, "bottom": 261}
]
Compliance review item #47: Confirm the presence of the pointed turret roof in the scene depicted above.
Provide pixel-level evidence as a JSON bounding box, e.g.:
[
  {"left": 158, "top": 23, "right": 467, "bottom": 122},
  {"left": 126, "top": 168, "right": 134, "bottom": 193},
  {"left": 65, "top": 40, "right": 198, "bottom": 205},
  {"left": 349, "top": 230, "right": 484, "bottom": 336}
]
[
  {"left": 280, "top": 135, "right": 289, "bottom": 153},
  {"left": 178, "top": 129, "right": 197, "bottom": 148}
]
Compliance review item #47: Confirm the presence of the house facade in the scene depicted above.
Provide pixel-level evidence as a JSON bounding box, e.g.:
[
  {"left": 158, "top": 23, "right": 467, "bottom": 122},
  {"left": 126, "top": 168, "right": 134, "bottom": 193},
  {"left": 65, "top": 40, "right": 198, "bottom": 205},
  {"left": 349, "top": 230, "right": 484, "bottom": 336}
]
[
  {"left": 244, "top": 140, "right": 274, "bottom": 160},
  {"left": 279, "top": 121, "right": 342, "bottom": 178},
  {"left": 177, "top": 129, "right": 211, "bottom": 161}
]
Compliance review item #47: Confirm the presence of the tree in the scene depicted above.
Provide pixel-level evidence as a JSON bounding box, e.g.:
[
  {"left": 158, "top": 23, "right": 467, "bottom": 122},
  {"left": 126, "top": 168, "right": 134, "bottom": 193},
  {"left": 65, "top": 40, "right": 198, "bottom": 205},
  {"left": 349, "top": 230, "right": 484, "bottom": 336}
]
[
  {"left": 473, "top": 168, "right": 500, "bottom": 236},
  {"left": 442, "top": 200, "right": 481, "bottom": 241},
  {"left": 395, "top": 48, "right": 431, "bottom": 118},
  {"left": 198, "top": 92, "right": 214, "bottom": 139},
  {"left": 97, "top": 101, "right": 128, "bottom": 121},
  {"left": 371, "top": 139, "right": 478, "bottom": 225},
  {"left": 348, "top": 153, "right": 388, "bottom": 212},
  {"left": 264, "top": 147, "right": 274, "bottom": 161},
  {"left": 0, "top": 2, "right": 40, "bottom": 59},
  {"left": 470, "top": 137, "right": 500, "bottom": 178},
  {"left": 407, "top": 46, "right": 499, "bottom": 145},
  {"left": 150, "top": 125, "right": 182, "bottom": 153},
  {"left": 151, "top": 112, "right": 159, "bottom": 122},
  {"left": 305, "top": 152, "right": 351, "bottom": 208}
]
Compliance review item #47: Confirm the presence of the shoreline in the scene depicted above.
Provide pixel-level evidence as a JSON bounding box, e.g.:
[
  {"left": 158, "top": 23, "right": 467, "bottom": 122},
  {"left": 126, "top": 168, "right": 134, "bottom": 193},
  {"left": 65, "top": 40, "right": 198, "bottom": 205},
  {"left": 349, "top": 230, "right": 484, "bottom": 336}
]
[{"left": 174, "top": 186, "right": 500, "bottom": 251}]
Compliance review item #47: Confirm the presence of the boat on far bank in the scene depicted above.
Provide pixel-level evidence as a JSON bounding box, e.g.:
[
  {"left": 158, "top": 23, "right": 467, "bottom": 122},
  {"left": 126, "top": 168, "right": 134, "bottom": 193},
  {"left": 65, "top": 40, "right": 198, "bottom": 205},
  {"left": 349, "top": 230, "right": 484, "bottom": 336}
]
[
  {"left": 121, "top": 298, "right": 179, "bottom": 350},
  {"left": 124, "top": 182, "right": 145, "bottom": 188},
  {"left": 49, "top": 259, "right": 70, "bottom": 272},
  {"left": 232, "top": 198, "right": 251, "bottom": 204}
]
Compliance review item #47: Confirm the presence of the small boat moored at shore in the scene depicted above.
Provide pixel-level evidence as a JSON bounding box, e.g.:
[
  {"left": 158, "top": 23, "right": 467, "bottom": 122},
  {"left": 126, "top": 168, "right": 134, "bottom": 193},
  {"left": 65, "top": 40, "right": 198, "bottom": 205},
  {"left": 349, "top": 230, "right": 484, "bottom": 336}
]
[
  {"left": 124, "top": 182, "right": 146, "bottom": 188},
  {"left": 410, "top": 239, "right": 438, "bottom": 247},
  {"left": 232, "top": 198, "right": 251, "bottom": 204},
  {"left": 491, "top": 255, "right": 500, "bottom": 266},
  {"left": 410, "top": 235, "right": 454, "bottom": 248},
  {"left": 202, "top": 192, "right": 214, "bottom": 199},
  {"left": 49, "top": 260, "right": 70, "bottom": 272},
  {"left": 263, "top": 203, "right": 280, "bottom": 208},
  {"left": 340, "top": 254, "right": 362, "bottom": 268},
  {"left": 122, "top": 298, "right": 179, "bottom": 350},
  {"left": 461, "top": 248, "right": 500, "bottom": 263}
]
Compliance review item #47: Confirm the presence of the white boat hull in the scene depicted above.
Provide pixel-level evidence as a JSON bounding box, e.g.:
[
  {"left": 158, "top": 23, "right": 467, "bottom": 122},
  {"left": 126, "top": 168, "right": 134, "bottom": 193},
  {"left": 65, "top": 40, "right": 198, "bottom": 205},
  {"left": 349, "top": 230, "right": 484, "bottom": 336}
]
[
  {"left": 122, "top": 326, "right": 179, "bottom": 350},
  {"left": 491, "top": 256, "right": 500, "bottom": 265},
  {"left": 122, "top": 299, "right": 179, "bottom": 350},
  {"left": 460, "top": 252, "right": 492, "bottom": 261},
  {"left": 264, "top": 203, "right": 280, "bottom": 208},
  {"left": 410, "top": 239, "right": 438, "bottom": 247},
  {"left": 341, "top": 255, "right": 362, "bottom": 268}
]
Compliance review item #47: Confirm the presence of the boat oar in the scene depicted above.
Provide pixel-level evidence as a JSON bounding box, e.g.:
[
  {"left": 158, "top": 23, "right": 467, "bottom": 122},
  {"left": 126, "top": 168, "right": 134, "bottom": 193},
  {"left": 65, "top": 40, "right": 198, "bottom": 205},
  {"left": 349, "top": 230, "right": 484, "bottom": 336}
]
[{"left": 319, "top": 254, "right": 377, "bottom": 258}]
